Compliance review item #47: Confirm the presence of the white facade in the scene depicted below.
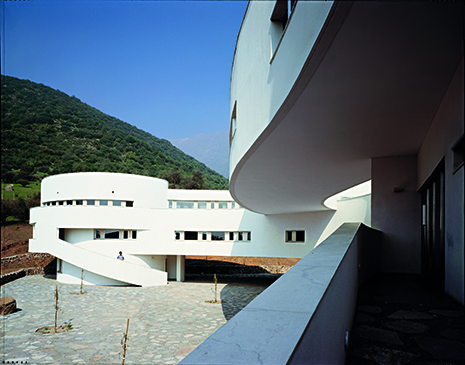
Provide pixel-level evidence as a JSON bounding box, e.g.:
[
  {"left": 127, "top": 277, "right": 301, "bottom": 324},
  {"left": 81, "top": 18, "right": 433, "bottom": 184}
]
[
  {"left": 29, "top": 172, "right": 370, "bottom": 286},
  {"left": 228, "top": 1, "right": 463, "bottom": 301}
]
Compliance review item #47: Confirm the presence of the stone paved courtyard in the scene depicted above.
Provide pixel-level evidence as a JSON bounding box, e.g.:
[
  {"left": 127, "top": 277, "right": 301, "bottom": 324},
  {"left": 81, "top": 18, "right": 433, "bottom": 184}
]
[{"left": 1, "top": 275, "right": 270, "bottom": 364}]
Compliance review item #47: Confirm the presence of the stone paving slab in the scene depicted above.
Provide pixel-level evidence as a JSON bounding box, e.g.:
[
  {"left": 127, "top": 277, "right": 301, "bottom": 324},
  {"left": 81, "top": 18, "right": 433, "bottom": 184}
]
[{"left": 1, "top": 275, "right": 269, "bottom": 364}]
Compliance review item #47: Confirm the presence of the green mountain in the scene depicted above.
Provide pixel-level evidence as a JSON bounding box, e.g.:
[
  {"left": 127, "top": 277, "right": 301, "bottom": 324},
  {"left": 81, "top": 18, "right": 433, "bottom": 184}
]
[{"left": 0, "top": 75, "right": 228, "bottom": 190}]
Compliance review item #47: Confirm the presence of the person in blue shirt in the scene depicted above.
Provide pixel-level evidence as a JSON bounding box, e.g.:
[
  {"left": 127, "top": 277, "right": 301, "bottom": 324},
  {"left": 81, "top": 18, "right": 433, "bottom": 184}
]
[{"left": 117, "top": 251, "right": 124, "bottom": 260}]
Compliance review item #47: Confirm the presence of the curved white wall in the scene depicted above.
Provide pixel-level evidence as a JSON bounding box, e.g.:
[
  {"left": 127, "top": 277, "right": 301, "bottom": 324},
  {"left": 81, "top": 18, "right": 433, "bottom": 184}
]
[
  {"left": 41, "top": 172, "right": 168, "bottom": 209},
  {"left": 229, "top": 1, "right": 333, "bottom": 177}
]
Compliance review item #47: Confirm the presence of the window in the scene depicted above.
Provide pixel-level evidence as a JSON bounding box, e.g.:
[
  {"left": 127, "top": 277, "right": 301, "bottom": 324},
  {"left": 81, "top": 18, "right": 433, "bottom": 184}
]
[
  {"left": 58, "top": 201, "right": 64, "bottom": 206},
  {"left": 211, "top": 202, "right": 215, "bottom": 209},
  {"left": 168, "top": 200, "right": 173, "bottom": 209},
  {"left": 231, "top": 201, "right": 236, "bottom": 209},
  {"left": 126, "top": 201, "right": 133, "bottom": 207},
  {"left": 229, "top": 232, "right": 235, "bottom": 241},
  {"left": 184, "top": 231, "right": 198, "bottom": 240},
  {"left": 286, "top": 230, "right": 305, "bottom": 243},
  {"left": 452, "top": 134, "right": 464, "bottom": 174},
  {"left": 51, "top": 201, "right": 56, "bottom": 206},
  {"left": 198, "top": 202, "right": 207, "bottom": 209},
  {"left": 247, "top": 232, "right": 252, "bottom": 241},
  {"left": 100, "top": 200, "right": 108, "bottom": 206},
  {"left": 95, "top": 230, "right": 101, "bottom": 239},
  {"left": 218, "top": 201, "right": 228, "bottom": 209},
  {"left": 67, "top": 200, "right": 73, "bottom": 205},
  {"left": 123, "top": 230, "right": 129, "bottom": 239},
  {"left": 230, "top": 101, "right": 237, "bottom": 145},
  {"left": 87, "top": 200, "right": 95, "bottom": 206},
  {"left": 132, "top": 230, "right": 137, "bottom": 239},
  {"left": 104, "top": 230, "right": 119, "bottom": 239},
  {"left": 113, "top": 200, "right": 122, "bottom": 207},
  {"left": 202, "top": 232, "right": 207, "bottom": 240},
  {"left": 175, "top": 231, "right": 180, "bottom": 240},
  {"left": 212, "top": 232, "right": 225, "bottom": 241},
  {"left": 178, "top": 201, "right": 194, "bottom": 209},
  {"left": 76, "top": 200, "right": 83, "bottom": 205}
]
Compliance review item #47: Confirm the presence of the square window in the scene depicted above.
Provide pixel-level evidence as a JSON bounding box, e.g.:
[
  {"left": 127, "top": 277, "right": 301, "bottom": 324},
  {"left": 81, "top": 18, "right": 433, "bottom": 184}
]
[
  {"left": 218, "top": 201, "right": 228, "bottom": 209},
  {"left": 51, "top": 201, "right": 56, "bottom": 206},
  {"left": 87, "top": 200, "right": 95, "bottom": 206},
  {"left": 113, "top": 200, "right": 122, "bottom": 206},
  {"left": 178, "top": 201, "right": 194, "bottom": 209},
  {"left": 198, "top": 202, "right": 207, "bottom": 209},
  {"left": 104, "top": 230, "right": 119, "bottom": 239},
  {"left": 100, "top": 200, "right": 108, "bottom": 206},
  {"left": 76, "top": 200, "right": 83, "bottom": 205},
  {"left": 184, "top": 231, "right": 198, "bottom": 240},
  {"left": 212, "top": 232, "right": 225, "bottom": 241},
  {"left": 58, "top": 201, "right": 64, "bottom": 205},
  {"left": 67, "top": 200, "right": 73, "bottom": 205},
  {"left": 286, "top": 230, "right": 305, "bottom": 243},
  {"left": 126, "top": 201, "right": 133, "bottom": 207}
]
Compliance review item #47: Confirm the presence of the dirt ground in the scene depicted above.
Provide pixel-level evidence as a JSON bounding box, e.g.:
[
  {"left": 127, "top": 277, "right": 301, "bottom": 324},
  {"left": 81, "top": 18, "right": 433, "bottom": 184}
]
[{"left": 1, "top": 223, "right": 300, "bottom": 275}]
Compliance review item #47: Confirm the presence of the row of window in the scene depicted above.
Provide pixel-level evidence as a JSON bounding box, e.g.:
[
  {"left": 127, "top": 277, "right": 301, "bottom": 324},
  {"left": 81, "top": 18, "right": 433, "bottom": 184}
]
[
  {"left": 175, "top": 231, "right": 252, "bottom": 242},
  {"left": 94, "top": 229, "right": 137, "bottom": 240},
  {"left": 174, "top": 230, "right": 306, "bottom": 242},
  {"left": 43, "top": 200, "right": 134, "bottom": 207},
  {"left": 169, "top": 200, "right": 242, "bottom": 210}
]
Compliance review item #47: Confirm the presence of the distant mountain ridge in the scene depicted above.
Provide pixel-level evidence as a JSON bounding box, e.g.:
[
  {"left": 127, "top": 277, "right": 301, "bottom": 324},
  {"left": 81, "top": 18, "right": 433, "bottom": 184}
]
[
  {"left": 0, "top": 75, "right": 228, "bottom": 189},
  {"left": 171, "top": 131, "right": 229, "bottom": 178}
]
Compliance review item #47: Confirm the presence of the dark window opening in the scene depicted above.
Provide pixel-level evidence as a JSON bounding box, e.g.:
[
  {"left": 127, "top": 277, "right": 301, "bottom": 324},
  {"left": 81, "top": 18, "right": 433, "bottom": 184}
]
[
  {"left": 104, "top": 230, "right": 119, "bottom": 239},
  {"left": 126, "top": 201, "right": 134, "bottom": 207},
  {"left": 185, "top": 231, "right": 198, "bottom": 240},
  {"left": 229, "top": 232, "right": 235, "bottom": 241},
  {"left": 132, "top": 230, "right": 137, "bottom": 239},
  {"left": 76, "top": 200, "right": 83, "bottom": 205},
  {"left": 212, "top": 232, "right": 225, "bottom": 241},
  {"left": 123, "top": 230, "right": 129, "bottom": 239}
]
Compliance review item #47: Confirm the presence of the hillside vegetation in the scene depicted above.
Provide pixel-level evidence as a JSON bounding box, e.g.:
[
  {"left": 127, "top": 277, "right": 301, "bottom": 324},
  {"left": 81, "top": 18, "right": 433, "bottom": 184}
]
[{"left": 1, "top": 75, "right": 228, "bottom": 190}]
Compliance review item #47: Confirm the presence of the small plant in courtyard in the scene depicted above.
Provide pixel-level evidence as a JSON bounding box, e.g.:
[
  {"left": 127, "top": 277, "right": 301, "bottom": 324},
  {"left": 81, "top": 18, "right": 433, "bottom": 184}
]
[
  {"left": 120, "top": 318, "right": 130, "bottom": 365},
  {"left": 54, "top": 285, "right": 59, "bottom": 332},
  {"left": 205, "top": 274, "right": 221, "bottom": 304},
  {"left": 67, "top": 321, "right": 73, "bottom": 330},
  {"left": 70, "top": 268, "right": 88, "bottom": 295}
]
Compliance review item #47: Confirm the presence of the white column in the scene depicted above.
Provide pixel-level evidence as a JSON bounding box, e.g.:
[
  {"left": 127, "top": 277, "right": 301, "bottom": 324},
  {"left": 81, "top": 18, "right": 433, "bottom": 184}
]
[{"left": 176, "top": 255, "right": 185, "bottom": 282}]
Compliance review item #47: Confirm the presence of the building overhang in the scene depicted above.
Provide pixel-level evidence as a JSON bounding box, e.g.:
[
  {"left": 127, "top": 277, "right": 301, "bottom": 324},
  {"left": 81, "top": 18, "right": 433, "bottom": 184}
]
[{"left": 230, "top": 1, "right": 463, "bottom": 214}]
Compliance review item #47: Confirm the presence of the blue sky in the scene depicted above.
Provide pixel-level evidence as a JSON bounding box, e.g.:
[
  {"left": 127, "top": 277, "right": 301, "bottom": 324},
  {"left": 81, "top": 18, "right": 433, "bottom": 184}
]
[{"left": 1, "top": 0, "right": 248, "bottom": 140}]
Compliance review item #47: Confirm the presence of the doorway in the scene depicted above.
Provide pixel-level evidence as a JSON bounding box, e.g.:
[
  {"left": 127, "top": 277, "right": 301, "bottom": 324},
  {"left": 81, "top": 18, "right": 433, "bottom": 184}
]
[{"left": 420, "top": 161, "right": 445, "bottom": 291}]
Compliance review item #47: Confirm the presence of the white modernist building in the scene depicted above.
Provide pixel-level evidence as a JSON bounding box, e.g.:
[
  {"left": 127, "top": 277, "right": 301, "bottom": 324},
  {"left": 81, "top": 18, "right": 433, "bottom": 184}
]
[
  {"left": 181, "top": 1, "right": 463, "bottom": 364},
  {"left": 29, "top": 172, "right": 370, "bottom": 286}
]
